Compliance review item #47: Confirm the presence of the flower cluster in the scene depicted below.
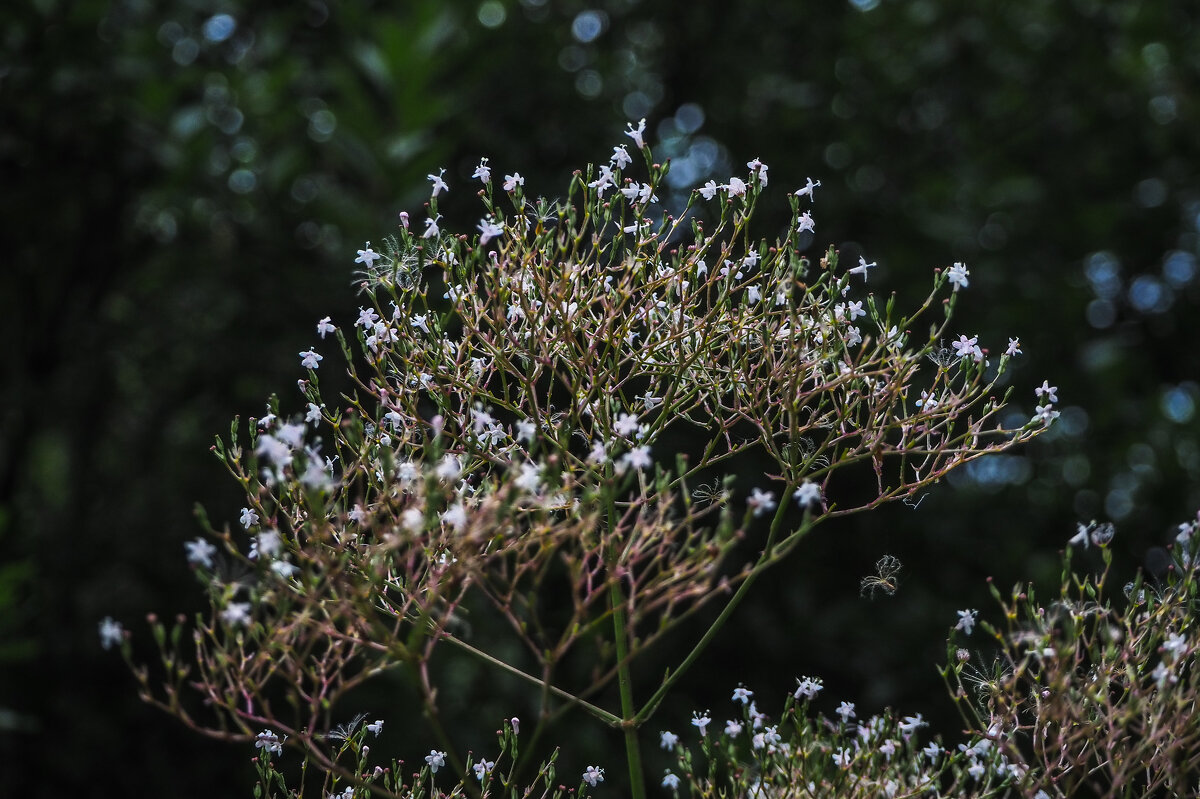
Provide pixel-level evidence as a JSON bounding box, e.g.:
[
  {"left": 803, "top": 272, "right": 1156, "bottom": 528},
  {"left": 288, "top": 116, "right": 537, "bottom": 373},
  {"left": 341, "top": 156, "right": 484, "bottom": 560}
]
[
  {"left": 661, "top": 680, "right": 1025, "bottom": 799},
  {"left": 115, "top": 129, "right": 1054, "bottom": 799},
  {"left": 946, "top": 514, "right": 1200, "bottom": 798}
]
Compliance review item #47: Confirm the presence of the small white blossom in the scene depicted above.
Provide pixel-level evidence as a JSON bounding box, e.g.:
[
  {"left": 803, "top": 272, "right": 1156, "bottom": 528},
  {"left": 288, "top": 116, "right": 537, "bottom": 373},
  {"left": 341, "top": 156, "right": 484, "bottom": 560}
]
[
  {"left": 956, "top": 609, "right": 978, "bottom": 636},
  {"left": 424, "top": 750, "right": 446, "bottom": 773},
  {"left": 255, "top": 729, "right": 285, "bottom": 755},
  {"left": 472, "top": 157, "right": 491, "bottom": 183},
  {"left": 625, "top": 118, "right": 647, "bottom": 148},
  {"left": 691, "top": 710, "right": 712, "bottom": 736},
  {"left": 185, "top": 537, "right": 217, "bottom": 568},
  {"left": 946, "top": 262, "right": 969, "bottom": 290},
  {"left": 747, "top": 488, "right": 776, "bottom": 517},
  {"left": 794, "top": 177, "right": 821, "bottom": 201},
  {"left": 99, "top": 616, "right": 124, "bottom": 650},
  {"left": 473, "top": 759, "right": 495, "bottom": 781},
  {"left": 427, "top": 168, "right": 449, "bottom": 197},
  {"left": 582, "top": 765, "right": 605, "bottom": 788},
  {"left": 355, "top": 243, "right": 382, "bottom": 268},
  {"left": 221, "top": 601, "right": 252, "bottom": 627},
  {"left": 660, "top": 730, "right": 678, "bottom": 749},
  {"left": 848, "top": 256, "right": 877, "bottom": 281},
  {"left": 1035, "top": 380, "right": 1059, "bottom": 403},
  {"left": 794, "top": 675, "right": 824, "bottom": 700},
  {"left": 793, "top": 481, "right": 821, "bottom": 508},
  {"left": 300, "top": 349, "right": 322, "bottom": 370}
]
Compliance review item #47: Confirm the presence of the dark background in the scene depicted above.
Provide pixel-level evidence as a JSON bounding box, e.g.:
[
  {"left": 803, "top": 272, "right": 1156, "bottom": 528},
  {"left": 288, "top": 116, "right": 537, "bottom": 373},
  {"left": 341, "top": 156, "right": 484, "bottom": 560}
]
[{"left": 3, "top": 0, "right": 1198, "bottom": 795}]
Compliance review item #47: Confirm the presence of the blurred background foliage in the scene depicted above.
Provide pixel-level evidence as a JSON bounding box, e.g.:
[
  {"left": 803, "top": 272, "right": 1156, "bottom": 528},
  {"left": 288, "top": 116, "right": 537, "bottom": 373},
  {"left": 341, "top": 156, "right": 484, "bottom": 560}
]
[{"left": 2, "top": 0, "right": 1198, "bottom": 794}]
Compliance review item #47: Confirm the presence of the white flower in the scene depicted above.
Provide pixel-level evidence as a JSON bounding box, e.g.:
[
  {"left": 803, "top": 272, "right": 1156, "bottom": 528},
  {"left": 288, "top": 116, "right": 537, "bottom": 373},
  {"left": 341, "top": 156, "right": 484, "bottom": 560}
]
[
  {"left": 185, "top": 537, "right": 217, "bottom": 568},
  {"left": 732, "top": 685, "right": 753, "bottom": 704},
  {"left": 793, "top": 481, "right": 821, "bottom": 507},
  {"left": 435, "top": 453, "right": 461, "bottom": 481},
  {"left": 1005, "top": 337, "right": 1022, "bottom": 356},
  {"left": 356, "top": 306, "right": 380, "bottom": 328},
  {"left": 441, "top": 503, "right": 468, "bottom": 531},
  {"left": 299, "top": 349, "right": 322, "bottom": 370},
  {"left": 951, "top": 334, "right": 981, "bottom": 359},
  {"left": 424, "top": 750, "right": 446, "bottom": 773},
  {"left": 796, "top": 210, "right": 815, "bottom": 233},
  {"left": 661, "top": 771, "right": 680, "bottom": 790},
  {"left": 832, "top": 747, "right": 853, "bottom": 768},
  {"left": 747, "top": 157, "right": 768, "bottom": 186},
  {"left": 836, "top": 701, "right": 856, "bottom": 721},
  {"left": 255, "top": 729, "right": 285, "bottom": 755},
  {"left": 472, "top": 157, "right": 491, "bottom": 183},
  {"left": 848, "top": 256, "right": 877, "bottom": 281},
  {"left": 98, "top": 616, "right": 124, "bottom": 650},
  {"left": 503, "top": 173, "right": 524, "bottom": 191},
  {"left": 240, "top": 507, "right": 259, "bottom": 528},
  {"left": 316, "top": 317, "right": 336, "bottom": 338},
  {"left": 699, "top": 180, "right": 719, "bottom": 200},
  {"left": 747, "top": 488, "right": 776, "bottom": 517},
  {"left": 1034, "top": 404, "right": 1060, "bottom": 425},
  {"left": 614, "top": 412, "right": 641, "bottom": 437},
  {"left": 625, "top": 118, "right": 647, "bottom": 148},
  {"left": 478, "top": 216, "right": 504, "bottom": 245},
  {"left": 725, "top": 176, "right": 747, "bottom": 197},
  {"left": 514, "top": 462, "right": 542, "bottom": 493},
  {"left": 221, "top": 602, "right": 252, "bottom": 627},
  {"left": 725, "top": 719, "right": 744, "bottom": 736},
  {"left": 473, "top": 759, "right": 495, "bottom": 781},
  {"left": 587, "top": 439, "right": 608, "bottom": 464},
  {"left": 691, "top": 710, "right": 712, "bottom": 736},
  {"left": 582, "top": 765, "right": 605, "bottom": 788},
  {"left": 270, "top": 559, "right": 298, "bottom": 579},
  {"left": 1035, "top": 380, "right": 1059, "bottom": 403},
  {"left": 793, "top": 675, "right": 824, "bottom": 700},
  {"left": 423, "top": 214, "right": 441, "bottom": 239},
  {"left": 659, "top": 730, "right": 679, "bottom": 749},
  {"left": 618, "top": 445, "right": 652, "bottom": 473},
  {"left": 956, "top": 609, "right": 978, "bottom": 636},
  {"left": 946, "top": 262, "right": 969, "bottom": 290},
  {"left": 355, "top": 243, "right": 382, "bottom": 268},
  {"left": 611, "top": 145, "right": 632, "bottom": 169},
  {"left": 256, "top": 529, "right": 282, "bottom": 559},
  {"left": 427, "top": 168, "right": 449, "bottom": 197},
  {"left": 794, "top": 177, "right": 821, "bottom": 201}
]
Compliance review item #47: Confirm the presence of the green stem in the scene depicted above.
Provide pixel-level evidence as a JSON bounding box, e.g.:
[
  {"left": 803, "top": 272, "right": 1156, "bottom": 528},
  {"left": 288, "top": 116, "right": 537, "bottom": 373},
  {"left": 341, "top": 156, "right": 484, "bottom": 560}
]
[{"left": 606, "top": 488, "right": 647, "bottom": 799}]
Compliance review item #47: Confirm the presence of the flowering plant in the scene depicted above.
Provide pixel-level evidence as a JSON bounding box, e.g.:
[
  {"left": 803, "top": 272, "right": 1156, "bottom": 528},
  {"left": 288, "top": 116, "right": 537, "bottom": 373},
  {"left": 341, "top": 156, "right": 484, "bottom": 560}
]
[{"left": 108, "top": 123, "right": 1057, "bottom": 798}]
